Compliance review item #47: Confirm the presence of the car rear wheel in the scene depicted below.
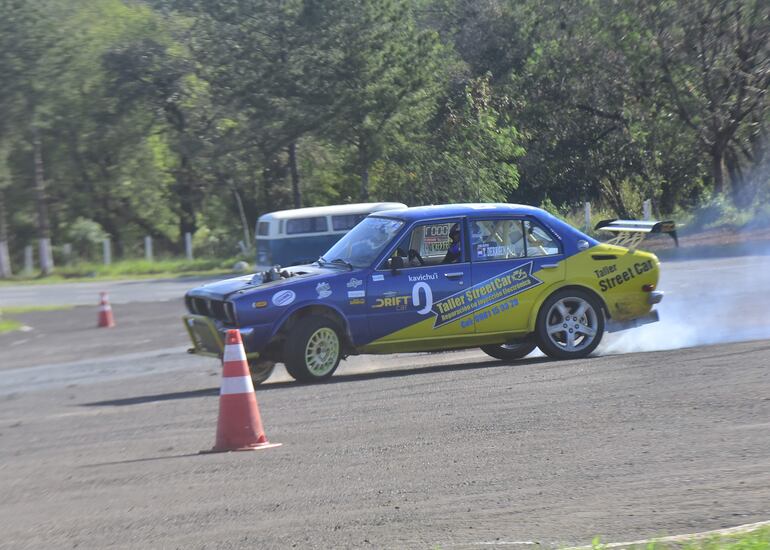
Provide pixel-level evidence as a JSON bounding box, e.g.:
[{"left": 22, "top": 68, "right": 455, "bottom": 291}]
[
  {"left": 536, "top": 289, "right": 604, "bottom": 359},
  {"left": 283, "top": 316, "right": 342, "bottom": 383},
  {"left": 248, "top": 359, "right": 275, "bottom": 386},
  {"left": 480, "top": 341, "right": 537, "bottom": 361}
]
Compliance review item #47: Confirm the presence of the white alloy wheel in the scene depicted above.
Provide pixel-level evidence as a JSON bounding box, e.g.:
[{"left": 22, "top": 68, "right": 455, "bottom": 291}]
[{"left": 304, "top": 327, "right": 340, "bottom": 377}]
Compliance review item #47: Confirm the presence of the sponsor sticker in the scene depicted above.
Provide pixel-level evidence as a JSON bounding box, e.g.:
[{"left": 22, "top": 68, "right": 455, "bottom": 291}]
[
  {"left": 372, "top": 274, "right": 385, "bottom": 282},
  {"left": 252, "top": 300, "right": 268, "bottom": 309},
  {"left": 372, "top": 296, "right": 410, "bottom": 310},
  {"left": 425, "top": 262, "right": 543, "bottom": 328},
  {"left": 272, "top": 289, "right": 296, "bottom": 307},
  {"left": 597, "top": 259, "right": 654, "bottom": 292},
  {"left": 316, "top": 281, "right": 332, "bottom": 299},
  {"left": 476, "top": 243, "right": 518, "bottom": 258},
  {"left": 347, "top": 277, "right": 363, "bottom": 289},
  {"left": 347, "top": 290, "right": 365, "bottom": 298},
  {"left": 349, "top": 298, "right": 365, "bottom": 305},
  {"left": 407, "top": 273, "right": 439, "bottom": 282}
]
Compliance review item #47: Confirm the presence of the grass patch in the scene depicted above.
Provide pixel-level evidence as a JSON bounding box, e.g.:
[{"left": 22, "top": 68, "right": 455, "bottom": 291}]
[
  {"left": 588, "top": 526, "right": 770, "bottom": 550},
  {"left": 0, "top": 257, "right": 245, "bottom": 285},
  {"left": 0, "top": 318, "right": 23, "bottom": 334},
  {"left": 0, "top": 305, "right": 73, "bottom": 333},
  {"left": 0, "top": 305, "right": 74, "bottom": 315}
]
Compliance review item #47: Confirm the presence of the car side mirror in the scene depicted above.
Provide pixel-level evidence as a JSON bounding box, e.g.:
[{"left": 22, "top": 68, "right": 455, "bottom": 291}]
[{"left": 387, "top": 256, "right": 405, "bottom": 273}]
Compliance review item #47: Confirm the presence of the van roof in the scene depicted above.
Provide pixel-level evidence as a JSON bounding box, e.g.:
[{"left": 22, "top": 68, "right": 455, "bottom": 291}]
[{"left": 258, "top": 202, "right": 407, "bottom": 221}]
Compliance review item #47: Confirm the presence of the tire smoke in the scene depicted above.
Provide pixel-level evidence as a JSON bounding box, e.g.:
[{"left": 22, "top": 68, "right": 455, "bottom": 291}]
[{"left": 599, "top": 252, "right": 770, "bottom": 354}]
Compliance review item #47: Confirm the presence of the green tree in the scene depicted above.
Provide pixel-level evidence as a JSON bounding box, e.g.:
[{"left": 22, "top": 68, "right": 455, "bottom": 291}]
[
  {"left": 313, "top": 0, "right": 445, "bottom": 200},
  {"left": 377, "top": 75, "right": 524, "bottom": 204}
]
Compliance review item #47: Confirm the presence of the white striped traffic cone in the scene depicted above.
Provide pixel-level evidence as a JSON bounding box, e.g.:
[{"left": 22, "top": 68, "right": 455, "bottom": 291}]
[
  {"left": 201, "top": 329, "right": 281, "bottom": 453},
  {"left": 97, "top": 292, "right": 115, "bottom": 328}
]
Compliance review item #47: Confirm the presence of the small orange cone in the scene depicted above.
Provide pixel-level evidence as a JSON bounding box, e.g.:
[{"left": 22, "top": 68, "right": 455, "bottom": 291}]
[
  {"left": 97, "top": 292, "right": 115, "bottom": 328},
  {"left": 201, "top": 329, "right": 281, "bottom": 453}
]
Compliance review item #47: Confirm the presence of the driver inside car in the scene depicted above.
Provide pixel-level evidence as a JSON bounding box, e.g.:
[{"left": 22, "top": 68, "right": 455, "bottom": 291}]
[{"left": 442, "top": 223, "right": 462, "bottom": 264}]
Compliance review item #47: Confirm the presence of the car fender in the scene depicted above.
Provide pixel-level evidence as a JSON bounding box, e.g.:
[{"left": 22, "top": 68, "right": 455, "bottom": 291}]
[{"left": 268, "top": 300, "right": 353, "bottom": 343}]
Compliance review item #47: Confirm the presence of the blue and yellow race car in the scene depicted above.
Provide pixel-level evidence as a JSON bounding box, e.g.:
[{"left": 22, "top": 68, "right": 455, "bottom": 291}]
[{"left": 184, "top": 204, "right": 671, "bottom": 384}]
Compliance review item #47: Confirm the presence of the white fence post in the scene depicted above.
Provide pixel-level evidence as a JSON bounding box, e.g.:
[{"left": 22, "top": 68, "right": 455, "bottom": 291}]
[
  {"left": 62, "top": 243, "right": 72, "bottom": 264},
  {"left": 144, "top": 236, "right": 153, "bottom": 262},
  {"left": 0, "top": 239, "right": 11, "bottom": 278},
  {"left": 103, "top": 238, "right": 112, "bottom": 265},
  {"left": 643, "top": 199, "right": 652, "bottom": 221},
  {"left": 39, "top": 238, "right": 54, "bottom": 274},
  {"left": 584, "top": 202, "right": 591, "bottom": 232},
  {"left": 24, "top": 245, "right": 34, "bottom": 274},
  {"left": 185, "top": 232, "right": 193, "bottom": 261}
]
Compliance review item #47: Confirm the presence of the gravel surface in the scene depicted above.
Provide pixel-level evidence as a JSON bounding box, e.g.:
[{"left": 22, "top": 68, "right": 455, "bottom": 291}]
[
  {"left": 0, "top": 342, "right": 768, "bottom": 549},
  {"left": 1, "top": 255, "right": 769, "bottom": 549}
]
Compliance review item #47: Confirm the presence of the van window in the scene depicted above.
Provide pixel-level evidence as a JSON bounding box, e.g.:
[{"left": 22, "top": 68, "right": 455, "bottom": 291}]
[
  {"left": 257, "top": 221, "right": 270, "bottom": 236},
  {"left": 286, "top": 216, "right": 328, "bottom": 234},
  {"left": 332, "top": 213, "right": 367, "bottom": 231}
]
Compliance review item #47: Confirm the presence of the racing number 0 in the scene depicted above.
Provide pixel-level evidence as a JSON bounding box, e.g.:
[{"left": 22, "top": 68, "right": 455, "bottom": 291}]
[{"left": 412, "top": 282, "right": 433, "bottom": 315}]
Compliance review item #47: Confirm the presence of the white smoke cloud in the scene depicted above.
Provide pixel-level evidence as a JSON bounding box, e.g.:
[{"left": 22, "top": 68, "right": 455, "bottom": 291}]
[{"left": 599, "top": 247, "right": 770, "bottom": 354}]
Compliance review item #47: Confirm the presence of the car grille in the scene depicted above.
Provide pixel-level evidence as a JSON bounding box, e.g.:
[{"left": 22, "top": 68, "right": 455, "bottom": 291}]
[{"left": 185, "top": 296, "right": 236, "bottom": 324}]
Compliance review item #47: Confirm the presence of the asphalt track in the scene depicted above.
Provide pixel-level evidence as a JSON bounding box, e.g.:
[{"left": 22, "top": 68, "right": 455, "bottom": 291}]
[{"left": 0, "top": 254, "right": 769, "bottom": 548}]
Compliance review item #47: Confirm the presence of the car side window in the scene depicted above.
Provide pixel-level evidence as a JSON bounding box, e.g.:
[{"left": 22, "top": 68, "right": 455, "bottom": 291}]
[
  {"left": 523, "top": 220, "right": 560, "bottom": 256},
  {"left": 470, "top": 219, "right": 526, "bottom": 261},
  {"left": 384, "top": 220, "right": 465, "bottom": 268}
]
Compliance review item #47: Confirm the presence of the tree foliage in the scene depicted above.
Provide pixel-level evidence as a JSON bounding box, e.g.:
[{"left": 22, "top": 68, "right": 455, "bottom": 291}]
[{"left": 0, "top": 0, "right": 768, "bottom": 271}]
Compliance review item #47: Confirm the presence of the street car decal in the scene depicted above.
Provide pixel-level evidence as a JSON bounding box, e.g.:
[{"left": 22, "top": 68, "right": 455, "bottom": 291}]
[
  {"left": 429, "top": 262, "right": 543, "bottom": 328},
  {"left": 272, "top": 290, "right": 296, "bottom": 306},
  {"left": 596, "top": 259, "right": 654, "bottom": 292},
  {"left": 460, "top": 297, "right": 521, "bottom": 329},
  {"left": 316, "top": 282, "right": 332, "bottom": 299},
  {"left": 347, "top": 278, "right": 363, "bottom": 288}
]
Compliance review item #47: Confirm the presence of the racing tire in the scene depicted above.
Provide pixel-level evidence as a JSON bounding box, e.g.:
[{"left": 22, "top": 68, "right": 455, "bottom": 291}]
[
  {"left": 480, "top": 341, "right": 537, "bottom": 361},
  {"left": 283, "top": 316, "right": 342, "bottom": 383},
  {"left": 535, "top": 288, "right": 605, "bottom": 359},
  {"left": 248, "top": 359, "right": 275, "bottom": 386}
]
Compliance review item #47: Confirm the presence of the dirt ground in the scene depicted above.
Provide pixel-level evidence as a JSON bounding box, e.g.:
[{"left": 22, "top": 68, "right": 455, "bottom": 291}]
[
  {"left": 0, "top": 340, "right": 768, "bottom": 549},
  {"left": 0, "top": 300, "right": 189, "bottom": 370}
]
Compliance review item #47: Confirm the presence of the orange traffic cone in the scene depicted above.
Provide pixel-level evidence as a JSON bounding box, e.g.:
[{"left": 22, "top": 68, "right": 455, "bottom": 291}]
[
  {"left": 97, "top": 292, "right": 115, "bottom": 328},
  {"left": 201, "top": 329, "right": 282, "bottom": 453}
]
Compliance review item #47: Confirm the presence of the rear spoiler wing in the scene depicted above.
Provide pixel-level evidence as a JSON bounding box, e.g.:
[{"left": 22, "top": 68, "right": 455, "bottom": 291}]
[{"left": 594, "top": 219, "right": 678, "bottom": 250}]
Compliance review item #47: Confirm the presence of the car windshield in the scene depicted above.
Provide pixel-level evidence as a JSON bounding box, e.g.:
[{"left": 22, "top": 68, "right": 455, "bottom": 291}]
[{"left": 320, "top": 216, "right": 404, "bottom": 268}]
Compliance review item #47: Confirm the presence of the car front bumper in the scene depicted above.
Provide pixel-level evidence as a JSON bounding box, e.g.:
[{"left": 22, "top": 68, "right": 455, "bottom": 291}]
[{"left": 183, "top": 314, "right": 261, "bottom": 360}]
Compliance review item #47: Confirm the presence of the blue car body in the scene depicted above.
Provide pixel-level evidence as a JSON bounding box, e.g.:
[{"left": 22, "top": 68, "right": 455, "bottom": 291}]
[{"left": 184, "top": 203, "right": 663, "bottom": 382}]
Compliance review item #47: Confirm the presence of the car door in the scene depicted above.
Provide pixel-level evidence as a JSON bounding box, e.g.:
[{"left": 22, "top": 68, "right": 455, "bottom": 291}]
[
  {"left": 365, "top": 218, "right": 475, "bottom": 346},
  {"left": 468, "top": 217, "right": 566, "bottom": 334}
]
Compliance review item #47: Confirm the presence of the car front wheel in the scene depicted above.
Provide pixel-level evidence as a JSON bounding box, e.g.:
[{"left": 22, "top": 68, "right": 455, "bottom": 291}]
[
  {"left": 283, "top": 316, "right": 342, "bottom": 383},
  {"left": 480, "top": 341, "right": 537, "bottom": 361},
  {"left": 248, "top": 359, "right": 275, "bottom": 386},
  {"left": 536, "top": 289, "right": 604, "bottom": 359}
]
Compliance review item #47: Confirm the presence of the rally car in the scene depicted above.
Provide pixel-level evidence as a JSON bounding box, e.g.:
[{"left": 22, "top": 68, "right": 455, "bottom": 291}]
[{"left": 184, "top": 204, "right": 672, "bottom": 384}]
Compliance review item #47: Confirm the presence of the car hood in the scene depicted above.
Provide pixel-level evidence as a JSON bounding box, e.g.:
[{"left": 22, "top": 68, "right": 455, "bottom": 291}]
[{"left": 186, "top": 264, "right": 338, "bottom": 301}]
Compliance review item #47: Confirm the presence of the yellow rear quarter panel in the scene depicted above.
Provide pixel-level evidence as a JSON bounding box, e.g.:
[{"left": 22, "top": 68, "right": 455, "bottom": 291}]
[{"left": 561, "top": 244, "right": 659, "bottom": 322}]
